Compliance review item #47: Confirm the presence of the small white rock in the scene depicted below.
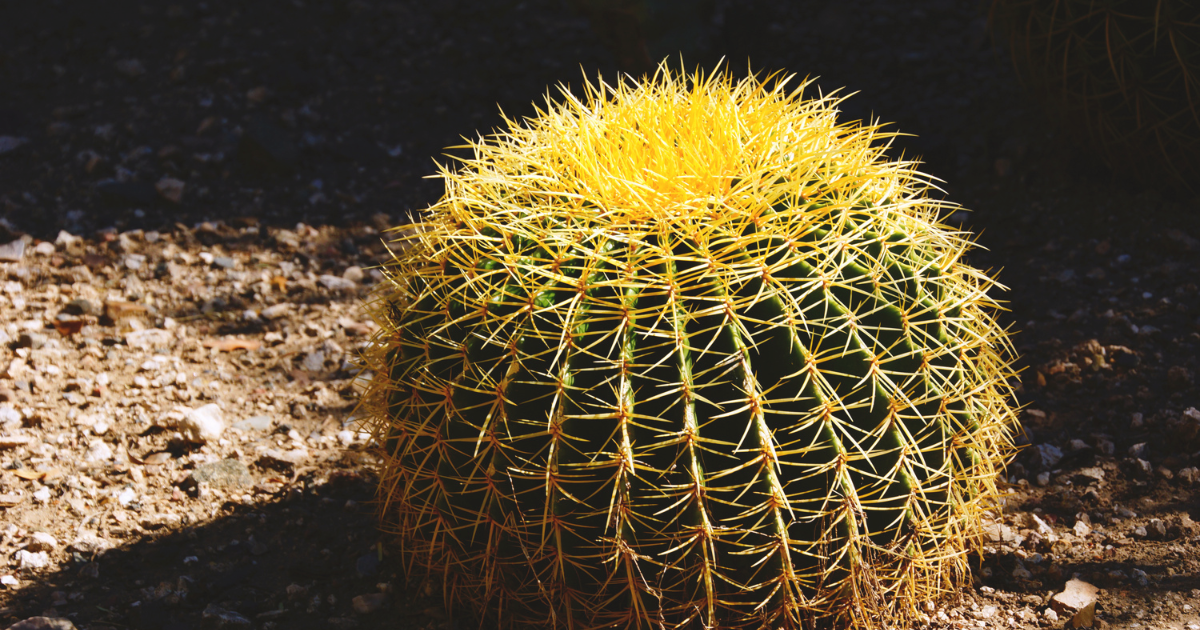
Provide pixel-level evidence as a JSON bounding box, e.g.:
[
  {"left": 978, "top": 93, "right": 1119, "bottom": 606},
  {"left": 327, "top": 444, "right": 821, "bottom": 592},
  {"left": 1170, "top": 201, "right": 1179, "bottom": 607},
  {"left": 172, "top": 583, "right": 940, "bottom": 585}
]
[
  {"left": 116, "top": 486, "right": 137, "bottom": 507},
  {"left": 85, "top": 439, "right": 114, "bottom": 462},
  {"left": 15, "top": 549, "right": 50, "bottom": 569},
  {"left": 337, "top": 430, "right": 354, "bottom": 447},
  {"left": 28, "top": 532, "right": 58, "bottom": 552},
  {"left": 55, "top": 230, "right": 80, "bottom": 246},
  {"left": 318, "top": 274, "right": 357, "bottom": 291},
  {"left": 33, "top": 241, "right": 56, "bottom": 256},
  {"left": 32, "top": 487, "right": 51, "bottom": 503},
  {"left": 0, "top": 574, "right": 17, "bottom": 586},
  {"left": 178, "top": 403, "right": 225, "bottom": 443},
  {"left": 261, "top": 303, "right": 292, "bottom": 319}
]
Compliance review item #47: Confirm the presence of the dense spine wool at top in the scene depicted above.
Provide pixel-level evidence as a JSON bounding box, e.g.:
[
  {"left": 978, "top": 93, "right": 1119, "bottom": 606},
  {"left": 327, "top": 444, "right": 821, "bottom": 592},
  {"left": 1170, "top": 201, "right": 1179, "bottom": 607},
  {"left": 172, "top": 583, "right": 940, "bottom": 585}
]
[{"left": 362, "top": 66, "right": 1019, "bottom": 630}]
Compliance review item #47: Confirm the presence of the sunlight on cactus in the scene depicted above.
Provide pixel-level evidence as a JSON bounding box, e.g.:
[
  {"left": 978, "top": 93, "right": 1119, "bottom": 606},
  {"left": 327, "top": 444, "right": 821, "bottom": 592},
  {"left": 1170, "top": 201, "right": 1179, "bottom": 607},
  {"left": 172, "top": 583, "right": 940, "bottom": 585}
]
[{"left": 359, "top": 63, "right": 1021, "bottom": 630}]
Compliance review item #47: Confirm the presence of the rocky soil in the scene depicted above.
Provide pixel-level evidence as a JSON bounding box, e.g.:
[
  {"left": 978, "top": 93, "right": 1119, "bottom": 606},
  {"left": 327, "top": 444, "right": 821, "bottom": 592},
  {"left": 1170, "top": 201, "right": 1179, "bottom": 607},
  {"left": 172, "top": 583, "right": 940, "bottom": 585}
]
[{"left": 2, "top": 1, "right": 1200, "bottom": 630}]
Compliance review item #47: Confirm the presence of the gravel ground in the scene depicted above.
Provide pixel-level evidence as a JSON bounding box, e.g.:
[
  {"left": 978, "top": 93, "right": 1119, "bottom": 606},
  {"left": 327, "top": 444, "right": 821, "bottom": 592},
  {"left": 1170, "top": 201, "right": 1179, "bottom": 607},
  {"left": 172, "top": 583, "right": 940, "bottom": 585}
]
[{"left": 2, "top": 1, "right": 1200, "bottom": 629}]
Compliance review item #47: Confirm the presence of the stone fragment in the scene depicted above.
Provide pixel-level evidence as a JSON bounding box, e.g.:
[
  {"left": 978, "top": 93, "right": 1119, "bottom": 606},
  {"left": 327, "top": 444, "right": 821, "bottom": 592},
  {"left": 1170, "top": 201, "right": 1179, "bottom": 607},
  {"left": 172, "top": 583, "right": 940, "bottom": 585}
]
[
  {"left": 1180, "top": 467, "right": 1200, "bottom": 485},
  {"left": 155, "top": 177, "right": 184, "bottom": 203},
  {"left": 0, "top": 240, "right": 26, "bottom": 262},
  {"left": 69, "top": 532, "right": 110, "bottom": 554},
  {"left": 1036, "top": 443, "right": 1063, "bottom": 468},
  {"left": 84, "top": 439, "right": 113, "bottom": 462},
  {"left": 233, "top": 415, "right": 273, "bottom": 432},
  {"left": 352, "top": 593, "right": 387, "bottom": 614},
  {"left": 1050, "top": 579, "right": 1098, "bottom": 628},
  {"left": 261, "top": 303, "right": 292, "bottom": 319},
  {"left": 318, "top": 274, "right": 356, "bottom": 291},
  {"left": 1073, "top": 467, "right": 1105, "bottom": 484},
  {"left": 14, "top": 549, "right": 49, "bottom": 569},
  {"left": 125, "top": 328, "right": 174, "bottom": 350},
  {"left": 186, "top": 458, "right": 252, "bottom": 490},
  {"left": 27, "top": 532, "right": 57, "bottom": 552},
  {"left": 178, "top": 403, "right": 224, "bottom": 442}
]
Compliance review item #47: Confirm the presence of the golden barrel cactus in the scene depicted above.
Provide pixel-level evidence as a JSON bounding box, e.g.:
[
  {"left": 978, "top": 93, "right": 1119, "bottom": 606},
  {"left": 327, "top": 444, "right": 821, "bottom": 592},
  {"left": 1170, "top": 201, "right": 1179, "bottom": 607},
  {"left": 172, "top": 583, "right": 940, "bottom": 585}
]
[{"left": 361, "top": 66, "right": 1020, "bottom": 629}]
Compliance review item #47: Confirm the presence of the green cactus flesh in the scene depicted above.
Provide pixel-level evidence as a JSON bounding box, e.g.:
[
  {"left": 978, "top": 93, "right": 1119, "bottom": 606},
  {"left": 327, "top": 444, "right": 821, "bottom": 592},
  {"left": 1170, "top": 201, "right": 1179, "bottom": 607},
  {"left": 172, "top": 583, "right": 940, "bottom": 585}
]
[{"left": 364, "top": 67, "right": 1018, "bottom": 630}]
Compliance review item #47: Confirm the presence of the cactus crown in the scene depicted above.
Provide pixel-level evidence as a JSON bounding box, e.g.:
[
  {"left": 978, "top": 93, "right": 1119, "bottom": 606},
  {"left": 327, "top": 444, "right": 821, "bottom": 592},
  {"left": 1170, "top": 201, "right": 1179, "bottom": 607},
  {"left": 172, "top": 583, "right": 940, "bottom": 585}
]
[{"left": 363, "top": 66, "right": 1019, "bottom": 630}]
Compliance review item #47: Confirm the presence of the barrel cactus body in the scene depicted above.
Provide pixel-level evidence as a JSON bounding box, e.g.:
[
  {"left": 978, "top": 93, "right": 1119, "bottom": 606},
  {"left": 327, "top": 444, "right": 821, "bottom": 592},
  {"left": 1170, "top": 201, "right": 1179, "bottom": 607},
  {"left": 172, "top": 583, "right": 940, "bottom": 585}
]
[
  {"left": 362, "top": 67, "right": 1019, "bottom": 629},
  {"left": 991, "top": 0, "right": 1200, "bottom": 194}
]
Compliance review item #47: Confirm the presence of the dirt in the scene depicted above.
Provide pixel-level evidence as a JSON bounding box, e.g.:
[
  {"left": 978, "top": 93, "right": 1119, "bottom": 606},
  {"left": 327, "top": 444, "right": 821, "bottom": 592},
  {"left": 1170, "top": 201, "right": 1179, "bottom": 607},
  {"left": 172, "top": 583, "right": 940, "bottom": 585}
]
[{"left": 1, "top": 1, "right": 1199, "bottom": 629}]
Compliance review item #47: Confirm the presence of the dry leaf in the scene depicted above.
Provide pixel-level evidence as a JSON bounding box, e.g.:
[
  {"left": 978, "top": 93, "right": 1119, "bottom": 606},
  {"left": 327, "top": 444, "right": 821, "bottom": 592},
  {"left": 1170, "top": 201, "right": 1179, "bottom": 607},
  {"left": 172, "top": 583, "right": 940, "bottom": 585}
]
[
  {"left": 12, "top": 469, "right": 43, "bottom": 480},
  {"left": 203, "top": 338, "right": 262, "bottom": 352},
  {"left": 270, "top": 275, "right": 288, "bottom": 292}
]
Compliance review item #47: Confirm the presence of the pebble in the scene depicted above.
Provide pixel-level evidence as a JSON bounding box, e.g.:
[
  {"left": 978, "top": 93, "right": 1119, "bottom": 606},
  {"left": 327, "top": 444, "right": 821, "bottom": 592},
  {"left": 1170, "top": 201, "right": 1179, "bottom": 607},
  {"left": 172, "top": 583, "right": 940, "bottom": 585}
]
[
  {"left": 261, "top": 303, "right": 292, "bottom": 319},
  {"left": 1035, "top": 443, "right": 1063, "bottom": 468},
  {"left": 15, "top": 549, "right": 50, "bottom": 569},
  {"left": 1179, "top": 467, "right": 1199, "bottom": 485},
  {"left": 155, "top": 177, "right": 185, "bottom": 203},
  {"left": 179, "top": 403, "right": 225, "bottom": 442},
  {"left": 343, "top": 265, "right": 365, "bottom": 282},
  {"left": 302, "top": 350, "right": 326, "bottom": 372},
  {"left": 116, "top": 487, "right": 137, "bottom": 506},
  {"left": 1050, "top": 579, "right": 1098, "bottom": 628},
  {"left": 0, "top": 404, "right": 21, "bottom": 430},
  {"left": 125, "top": 328, "right": 174, "bottom": 350},
  {"left": 1128, "top": 442, "right": 1148, "bottom": 458},
  {"left": 352, "top": 592, "right": 387, "bottom": 614},
  {"left": 0, "top": 239, "right": 27, "bottom": 262},
  {"left": 27, "top": 532, "right": 57, "bottom": 551},
  {"left": 85, "top": 439, "right": 114, "bottom": 462},
  {"left": 233, "top": 415, "right": 273, "bottom": 432},
  {"left": 187, "top": 458, "right": 252, "bottom": 489},
  {"left": 318, "top": 274, "right": 357, "bottom": 291}
]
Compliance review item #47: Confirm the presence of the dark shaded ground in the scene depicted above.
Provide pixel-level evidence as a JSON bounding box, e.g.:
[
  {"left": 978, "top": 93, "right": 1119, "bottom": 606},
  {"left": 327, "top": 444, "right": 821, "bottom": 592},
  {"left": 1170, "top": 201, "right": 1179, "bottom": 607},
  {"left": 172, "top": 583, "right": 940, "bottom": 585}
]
[{"left": 3, "top": 1, "right": 1200, "bottom": 629}]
